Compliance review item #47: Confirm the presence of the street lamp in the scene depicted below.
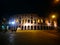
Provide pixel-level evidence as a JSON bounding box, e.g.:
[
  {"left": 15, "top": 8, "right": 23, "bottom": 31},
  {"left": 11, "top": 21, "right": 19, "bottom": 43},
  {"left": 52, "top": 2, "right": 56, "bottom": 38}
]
[
  {"left": 51, "top": 14, "right": 58, "bottom": 29},
  {"left": 54, "top": 0, "right": 60, "bottom": 4},
  {"left": 51, "top": 15, "right": 56, "bottom": 19},
  {"left": 54, "top": 0, "right": 59, "bottom": 2},
  {"left": 54, "top": 21, "right": 57, "bottom": 27},
  {"left": 9, "top": 21, "right": 15, "bottom": 25},
  {"left": 49, "top": 12, "right": 58, "bottom": 19}
]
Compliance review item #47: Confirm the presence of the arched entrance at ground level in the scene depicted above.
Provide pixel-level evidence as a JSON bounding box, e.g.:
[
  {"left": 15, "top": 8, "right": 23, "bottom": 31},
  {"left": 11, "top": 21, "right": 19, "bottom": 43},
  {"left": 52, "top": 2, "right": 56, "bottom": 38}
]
[
  {"left": 25, "top": 26, "right": 26, "bottom": 30},
  {"left": 28, "top": 26, "right": 30, "bottom": 30},
  {"left": 37, "top": 26, "right": 40, "bottom": 30},
  {"left": 34, "top": 26, "right": 36, "bottom": 30},
  {"left": 21, "top": 26, "right": 23, "bottom": 30},
  {"left": 21, "top": 26, "right": 55, "bottom": 30},
  {"left": 31, "top": 26, "right": 33, "bottom": 30}
]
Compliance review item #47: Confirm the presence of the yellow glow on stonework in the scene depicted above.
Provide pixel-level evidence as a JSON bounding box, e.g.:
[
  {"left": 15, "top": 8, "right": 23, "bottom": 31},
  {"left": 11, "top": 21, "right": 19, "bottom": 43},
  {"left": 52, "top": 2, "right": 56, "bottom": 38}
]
[
  {"left": 54, "top": 21, "right": 57, "bottom": 27},
  {"left": 23, "top": 23, "right": 32, "bottom": 26},
  {"left": 45, "top": 20, "right": 48, "bottom": 23},
  {"left": 41, "top": 19, "right": 43, "bottom": 23},
  {"left": 38, "top": 19, "right": 40, "bottom": 23},
  {"left": 33, "top": 20, "right": 35, "bottom": 23}
]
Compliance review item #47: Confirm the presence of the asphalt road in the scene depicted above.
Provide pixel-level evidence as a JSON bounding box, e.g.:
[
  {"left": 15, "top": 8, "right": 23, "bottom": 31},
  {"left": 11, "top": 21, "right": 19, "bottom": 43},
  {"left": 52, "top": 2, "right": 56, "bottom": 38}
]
[{"left": 0, "top": 30, "right": 60, "bottom": 45}]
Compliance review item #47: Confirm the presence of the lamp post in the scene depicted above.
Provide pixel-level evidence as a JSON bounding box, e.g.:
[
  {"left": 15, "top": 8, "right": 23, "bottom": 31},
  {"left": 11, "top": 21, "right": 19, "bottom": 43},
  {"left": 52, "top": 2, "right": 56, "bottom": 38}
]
[
  {"left": 49, "top": 13, "right": 58, "bottom": 30},
  {"left": 51, "top": 14, "right": 57, "bottom": 30}
]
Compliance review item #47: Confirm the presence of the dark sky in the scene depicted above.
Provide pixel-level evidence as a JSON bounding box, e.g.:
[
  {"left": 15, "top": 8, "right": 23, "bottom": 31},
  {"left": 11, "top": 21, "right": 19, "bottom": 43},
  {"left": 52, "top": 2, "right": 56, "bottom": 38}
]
[{"left": 0, "top": 0, "right": 60, "bottom": 18}]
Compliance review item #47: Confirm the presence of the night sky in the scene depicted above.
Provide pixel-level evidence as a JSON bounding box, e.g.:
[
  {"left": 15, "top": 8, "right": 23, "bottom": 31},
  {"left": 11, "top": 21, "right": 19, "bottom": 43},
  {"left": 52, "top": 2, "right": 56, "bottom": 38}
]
[{"left": 0, "top": 0, "right": 60, "bottom": 18}]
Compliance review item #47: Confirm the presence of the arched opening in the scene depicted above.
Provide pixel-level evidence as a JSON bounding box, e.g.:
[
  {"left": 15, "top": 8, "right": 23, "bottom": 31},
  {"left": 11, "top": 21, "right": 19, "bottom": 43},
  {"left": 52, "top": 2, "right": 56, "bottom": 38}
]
[
  {"left": 31, "top": 26, "right": 33, "bottom": 30},
  {"left": 22, "top": 26, "right": 23, "bottom": 30},
  {"left": 25, "top": 26, "right": 26, "bottom": 30},
  {"left": 28, "top": 26, "right": 30, "bottom": 30},
  {"left": 34, "top": 26, "right": 36, "bottom": 30}
]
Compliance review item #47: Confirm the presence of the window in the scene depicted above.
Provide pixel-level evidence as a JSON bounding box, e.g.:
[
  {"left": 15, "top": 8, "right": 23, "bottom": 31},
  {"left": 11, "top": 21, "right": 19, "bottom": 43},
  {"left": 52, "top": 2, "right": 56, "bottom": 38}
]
[
  {"left": 41, "top": 19, "right": 43, "bottom": 23},
  {"left": 37, "top": 19, "right": 40, "bottom": 23},
  {"left": 19, "top": 20, "right": 21, "bottom": 23},
  {"left": 28, "top": 20, "right": 30, "bottom": 23},
  {"left": 22, "top": 20, "right": 24, "bottom": 24},
  {"left": 22, "top": 26, "right": 23, "bottom": 30},
  {"left": 25, "top": 26, "right": 26, "bottom": 30},
  {"left": 31, "top": 20, "right": 33, "bottom": 24},
  {"left": 37, "top": 26, "right": 40, "bottom": 30},
  {"left": 34, "top": 26, "right": 36, "bottom": 30},
  {"left": 31, "top": 17, "right": 33, "bottom": 19}
]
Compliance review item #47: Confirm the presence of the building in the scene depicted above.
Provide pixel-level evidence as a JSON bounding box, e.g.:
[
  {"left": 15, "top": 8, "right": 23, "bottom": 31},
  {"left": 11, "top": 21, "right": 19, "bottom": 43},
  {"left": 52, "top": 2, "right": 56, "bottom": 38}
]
[{"left": 9, "top": 13, "right": 57, "bottom": 30}]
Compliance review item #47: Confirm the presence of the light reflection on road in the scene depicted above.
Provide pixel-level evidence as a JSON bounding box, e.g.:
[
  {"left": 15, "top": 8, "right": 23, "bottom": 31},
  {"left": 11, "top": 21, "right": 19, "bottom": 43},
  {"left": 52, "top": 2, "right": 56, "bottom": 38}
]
[
  {"left": 0, "top": 30, "right": 60, "bottom": 45},
  {"left": 6, "top": 32, "right": 15, "bottom": 45}
]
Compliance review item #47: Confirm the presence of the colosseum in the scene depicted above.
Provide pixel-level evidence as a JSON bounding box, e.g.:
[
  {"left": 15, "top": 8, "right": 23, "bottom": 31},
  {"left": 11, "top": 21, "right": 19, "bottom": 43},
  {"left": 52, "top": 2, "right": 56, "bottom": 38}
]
[{"left": 9, "top": 13, "right": 57, "bottom": 30}]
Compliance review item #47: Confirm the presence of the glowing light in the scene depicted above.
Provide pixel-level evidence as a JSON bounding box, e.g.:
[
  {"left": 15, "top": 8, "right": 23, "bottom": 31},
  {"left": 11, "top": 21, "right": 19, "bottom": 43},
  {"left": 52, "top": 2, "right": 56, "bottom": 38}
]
[
  {"left": 45, "top": 20, "right": 51, "bottom": 26},
  {"left": 41, "top": 19, "right": 43, "bottom": 23},
  {"left": 52, "top": 15, "right": 56, "bottom": 19},
  {"left": 12, "top": 22, "right": 15, "bottom": 24},
  {"left": 54, "top": 0, "right": 59, "bottom": 3},
  {"left": 24, "top": 23, "right": 32, "bottom": 26},
  {"left": 17, "top": 27, "right": 21, "bottom": 30},
  {"left": 33, "top": 20, "right": 35, "bottom": 23},
  {"left": 47, "top": 23, "right": 51, "bottom": 26},
  {"left": 9, "top": 21, "right": 15, "bottom": 25},
  {"left": 54, "top": 23, "right": 57, "bottom": 27}
]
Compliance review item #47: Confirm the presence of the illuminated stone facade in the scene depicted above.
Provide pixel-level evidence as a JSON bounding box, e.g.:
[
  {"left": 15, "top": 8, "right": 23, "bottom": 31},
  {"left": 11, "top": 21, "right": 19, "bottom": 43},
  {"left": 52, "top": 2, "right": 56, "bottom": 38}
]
[{"left": 9, "top": 14, "right": 57, "bottom": 30}]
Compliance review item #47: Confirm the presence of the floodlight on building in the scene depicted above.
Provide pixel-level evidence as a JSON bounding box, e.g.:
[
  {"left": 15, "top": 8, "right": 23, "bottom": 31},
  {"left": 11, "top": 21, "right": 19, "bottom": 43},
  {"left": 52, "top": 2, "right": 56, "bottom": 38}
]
[
  {"left": 38, "top": 19, "right": 40, "bottom": 23},
  {"left": 9, "top": 21, "right": 15, "bottom": 25},
  {"left": 12, "top": 21, "right": 15, "bottom": 25},
  {"left": 41, "top": 19, "right": 43, "bottom": 23},
  {"left": 54, "top": 21, "right": 57, "bottom": 27},
  {"left": 33, "top": 20, "right": 35, "bottom": 23},
  {"left": 47, "top": 23, "right": 51, "bottom": 26},
  {"left": 54, "top": 23, "right": 57, "bottom": 27},
  {"left": 23, "top": 23, "right": 32, "bottom": 26}
]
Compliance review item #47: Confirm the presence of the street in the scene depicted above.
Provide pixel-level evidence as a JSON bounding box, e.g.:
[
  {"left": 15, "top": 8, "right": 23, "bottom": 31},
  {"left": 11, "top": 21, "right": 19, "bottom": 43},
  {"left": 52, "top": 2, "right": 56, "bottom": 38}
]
[{"left": 0, "top": 30, "right": 60, "bottom": 45}]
